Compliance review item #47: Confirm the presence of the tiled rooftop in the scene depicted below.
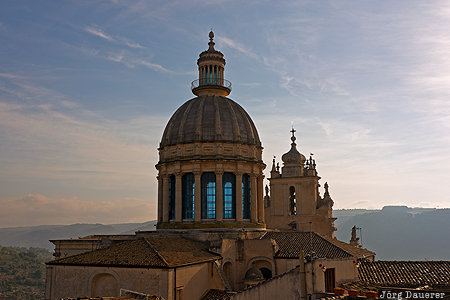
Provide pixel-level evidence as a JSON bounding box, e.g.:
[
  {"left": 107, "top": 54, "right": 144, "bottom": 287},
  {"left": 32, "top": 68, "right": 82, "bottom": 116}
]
[
  {"left": 262, "top": 231, "right": 353, "bottom": 259},
  {"left": 200, "top": 289, "right": 235, "bottom": 300},
  {"left": 358, "top": 261, "right": 450, "bottom": 288},
  {"left": 48, "top": 235, "right": 220, "bottom": 268},
  {"left": 325, "top": 237, "right": 375, "bottom": 259}
]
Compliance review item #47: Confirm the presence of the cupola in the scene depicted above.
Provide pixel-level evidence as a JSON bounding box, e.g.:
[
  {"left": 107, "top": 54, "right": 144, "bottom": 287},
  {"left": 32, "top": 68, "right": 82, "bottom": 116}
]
[
  {"left": 191, "top": 31, "right": 232, "bottom": 97},
  {"left": 281, "top": 128, "right": 306, "bottom": 165}
]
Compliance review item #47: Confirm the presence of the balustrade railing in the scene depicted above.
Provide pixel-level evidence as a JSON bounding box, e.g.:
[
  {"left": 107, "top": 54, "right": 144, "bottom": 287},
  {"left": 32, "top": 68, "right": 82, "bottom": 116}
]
[{"left": 191, "top": 79, "right": 232, "bottom": 91}]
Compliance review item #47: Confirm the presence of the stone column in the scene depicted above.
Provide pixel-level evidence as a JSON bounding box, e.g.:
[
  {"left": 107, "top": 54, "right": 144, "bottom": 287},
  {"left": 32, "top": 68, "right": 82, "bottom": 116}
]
[
  {"left": 162, "top": 175, "right": 169, "bottom": 222},
  {"left": 157, "top": 175, "right": 163, "bottom": 223},
  {"left": 175, "top": 173, "right": 182, "bottom": 222},
  {"left": 235, "top": 172, "right": 243, "bottom": 222},
  {"left": 257, "top": 174, "right": 265, "bottom": 223},
  {"left": 194, "top": 171, "right": 201, "bottom": 222},
  {"left": 250, "top": 174, "right": 257, "bottom": 222},
  {"left": 216, "top": 171, "right": 223, "bottom": 221}
]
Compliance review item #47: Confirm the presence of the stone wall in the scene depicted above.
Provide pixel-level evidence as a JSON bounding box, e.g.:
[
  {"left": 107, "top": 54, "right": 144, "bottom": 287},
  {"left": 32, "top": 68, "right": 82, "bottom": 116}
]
[
  {"left": 45, "top": 265, "right": 166, "bottom": 300},
  {"left": 231, "top": 268, "right": 303, "bottom": 300}
]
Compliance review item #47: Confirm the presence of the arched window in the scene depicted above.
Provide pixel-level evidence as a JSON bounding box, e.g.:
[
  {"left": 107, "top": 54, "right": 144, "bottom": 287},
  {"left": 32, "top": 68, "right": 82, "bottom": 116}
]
[
  {"left": 289, "top": 186, "right": 296, "bottom": 215},
  {"left": 201, "top": 172, "right": 216, "bottom": 219},
  {"left": 242, "top": 174, "right": 251, "bottom": 219},
  {"left": 223, "top": 261, "right": 233, "bottom": 288},
  {"left": 182, "top": 173, "right": 195, "bottom": 219},
  {"left": 168, "top": 175, "right": 176, "bottom": 220},
  {"left": 209, "top": 65, "right": 213, "bottom": 84},
  {"left": 223, "top": 172, "right": 236, "bottom": 219},
  {"left": 214, "top": 66, "right": 217, "bottom": 83}
]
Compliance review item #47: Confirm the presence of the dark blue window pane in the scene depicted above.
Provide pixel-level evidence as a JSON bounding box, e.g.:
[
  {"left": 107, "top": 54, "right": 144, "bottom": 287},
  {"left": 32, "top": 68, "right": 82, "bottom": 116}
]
[
  {"left": 242, "top": 174, "right": 250, "bottom": 219},
  {"left": 201, "top": 172, "right": 216, "bottom": 219},
  {"left": 207, "top": 182, "right": 216, "bottom": 218},
  {"left": 182, "top": 173, "right": 195, "bottom": 219},
  {"left": 223, "top": 172, "right": 236, "bottom": 219},
  {"left": 169, "top": 175, "right": 176, "bottom": 220}
]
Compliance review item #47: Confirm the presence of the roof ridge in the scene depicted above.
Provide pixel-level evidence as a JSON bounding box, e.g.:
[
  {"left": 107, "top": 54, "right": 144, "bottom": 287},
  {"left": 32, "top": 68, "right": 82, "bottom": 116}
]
[
  {"left": 48, "top": 238, "right": 131, "bottom": 264},
  {"left": 322, "top": 234, "right": 375, "bottom": 257},
  {"left": 142, "top": 237, "right": 170, "bottom": 267},
  {"left": 312, "top": 232, "right": 356, "bottom": 257}
]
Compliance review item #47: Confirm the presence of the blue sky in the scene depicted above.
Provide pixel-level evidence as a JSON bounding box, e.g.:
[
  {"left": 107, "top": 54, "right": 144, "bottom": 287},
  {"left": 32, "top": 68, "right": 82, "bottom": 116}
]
[{"left": 1, "top": 0, "right": 449, "bottom": 227}]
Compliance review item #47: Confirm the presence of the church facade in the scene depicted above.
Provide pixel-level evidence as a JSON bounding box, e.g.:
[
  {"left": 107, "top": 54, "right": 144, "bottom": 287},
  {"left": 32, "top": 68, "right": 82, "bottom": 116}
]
[{"left": 45, "top": 32, "right": 373, "bottom": 300}]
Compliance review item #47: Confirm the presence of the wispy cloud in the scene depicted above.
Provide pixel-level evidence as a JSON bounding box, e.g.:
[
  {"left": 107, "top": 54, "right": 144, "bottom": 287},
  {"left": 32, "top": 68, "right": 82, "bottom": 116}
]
[
  {"left": 216, "top": 36, "right": 259, "bottom": 59},
  {"left": 103, "top": 51, "right": 186, "bottom": 74},
  {"left": 84, "top": 24, "right": 145, "bottom": 49},
  {"left": 136, "top": 59, "right": 174, "bottom": 73},
  {"left": 84, "top": 25, "right": 114, "bottom": 41},
  {"left": 119, "top": 38, "right": 145, "bottom": 49},
  {"left": 0, "top": 73, "right": 25, "bottom": 79}
]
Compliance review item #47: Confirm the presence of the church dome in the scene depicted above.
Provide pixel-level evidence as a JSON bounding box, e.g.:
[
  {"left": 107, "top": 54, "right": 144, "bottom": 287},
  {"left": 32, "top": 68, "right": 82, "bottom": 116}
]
[
  {"left": 160, "top": 94, "right": 261, "bottom": 148},
  {"left": 156, "top": 32, "right": 265, "bottom": 231},
  {"left": 281, "top": 129, "right": 306, "bottom": 164}
]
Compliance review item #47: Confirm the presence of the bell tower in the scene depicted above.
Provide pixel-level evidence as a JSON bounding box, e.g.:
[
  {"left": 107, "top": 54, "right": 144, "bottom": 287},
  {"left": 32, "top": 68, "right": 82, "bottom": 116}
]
[{"left": 265, "top": 129, "right": 336, "bottom": 238}]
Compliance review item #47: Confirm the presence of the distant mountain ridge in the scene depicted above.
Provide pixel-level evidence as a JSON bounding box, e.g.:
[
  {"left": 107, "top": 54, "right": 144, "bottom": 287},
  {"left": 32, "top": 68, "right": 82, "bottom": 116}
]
[
  {"left": 0, "top": 221, "right": 157, "bottom": 250},
  {"left": 334, "top": 206, "right": 450, "bottom": 260},
  {"left": 0, "top": 207, "right": 449, "bottom": 260}
]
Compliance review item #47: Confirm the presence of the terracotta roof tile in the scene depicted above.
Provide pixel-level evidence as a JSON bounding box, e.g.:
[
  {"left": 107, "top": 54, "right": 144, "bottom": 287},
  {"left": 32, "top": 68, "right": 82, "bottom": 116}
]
[
  {"left": 358, "top": 261, "right": 450, "bottom": 288},
  {"left": 325, "top": 237, "right": 375, "bottom": 259},
  {"left": 200, "top": 289, "right": 235, "bottom": 300},
  {"left": 145, "top": 234, "right": 220, "bottom": 266},
  {"left": 262, "top": 231, "right": 352, "bottom": 259},
  {"left": 48, "top": 235, "right": 220, "bottom": 268}
]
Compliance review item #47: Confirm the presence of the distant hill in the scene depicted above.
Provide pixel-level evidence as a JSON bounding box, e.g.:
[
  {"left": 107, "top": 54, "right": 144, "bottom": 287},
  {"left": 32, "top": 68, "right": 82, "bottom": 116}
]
[
  {"left": 0, "top": 221, "right": 157, "bottom": 250},
  {"left": 334, "top": 206, "right": 450, "bottom": 260},
  {"left": 0, "top": 207, "right": 449, "bottom": 260}
]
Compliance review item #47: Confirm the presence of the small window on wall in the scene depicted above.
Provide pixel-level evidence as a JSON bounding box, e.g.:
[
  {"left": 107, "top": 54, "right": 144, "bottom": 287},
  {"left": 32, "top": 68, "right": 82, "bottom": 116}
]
[
  {"left": 201, "top": 172, "right": 216, "bottom": 219},
  {"left": 242, "top": 174, "right": 251, "bottom": 219},
  {"left": 182, "top": 173, "right": 195, "bottom": 219},
  {"left": 169, "top": 175, "right": 176, "bottom": 220},
  {"left": 223, "top": 172, "right": 236, "bottom": 219},
  {"left": 289, "top": 186, "right": 296, "bottom": 215}
]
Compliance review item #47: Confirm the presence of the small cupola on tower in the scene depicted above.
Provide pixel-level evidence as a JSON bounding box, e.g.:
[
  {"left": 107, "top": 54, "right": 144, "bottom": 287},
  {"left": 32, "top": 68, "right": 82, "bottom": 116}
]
[
  {"left": 191, "top": 31, "right": 232, "bottom": 97},
  {"left": 281, "top": 128, "right": 306, "bottom": 177}
]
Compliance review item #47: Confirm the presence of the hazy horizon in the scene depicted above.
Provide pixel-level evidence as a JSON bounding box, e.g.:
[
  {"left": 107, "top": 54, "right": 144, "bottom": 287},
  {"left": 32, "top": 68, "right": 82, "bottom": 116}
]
[{"left": 1, "top": 206, "right": 448, "bottom": 229}]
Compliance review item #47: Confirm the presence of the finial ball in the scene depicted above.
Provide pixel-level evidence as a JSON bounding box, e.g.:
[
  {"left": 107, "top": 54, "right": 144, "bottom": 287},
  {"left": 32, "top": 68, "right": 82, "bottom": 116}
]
[{"left": 209, "top": 30, "right": 214, "bottom": 40}]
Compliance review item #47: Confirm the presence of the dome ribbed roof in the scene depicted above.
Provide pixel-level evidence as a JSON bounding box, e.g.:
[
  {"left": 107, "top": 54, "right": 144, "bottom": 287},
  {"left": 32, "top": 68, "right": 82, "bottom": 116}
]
[
  {"left": 160, "top": 94, "right": 261, "bottom": 148},
  {"left": 281, "top": 132, "right": 306, "bottom": 164},
  {"left": 244, "top": 267, "right": 264, "bottom": 281},
  {"left": 281, "top": 144, "right": 306, "bottom": 164}
]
